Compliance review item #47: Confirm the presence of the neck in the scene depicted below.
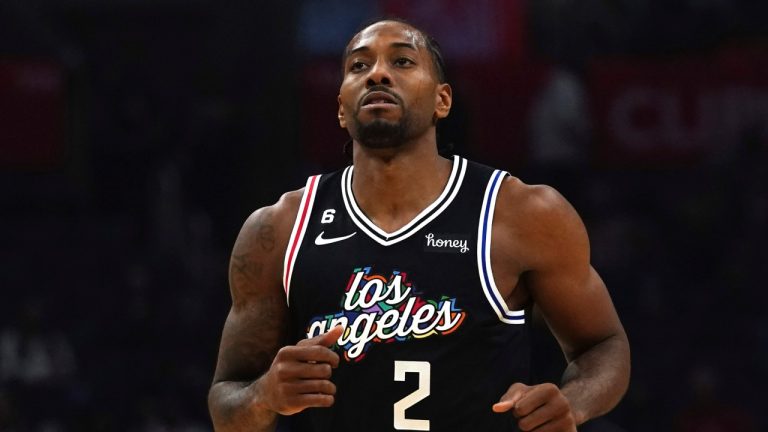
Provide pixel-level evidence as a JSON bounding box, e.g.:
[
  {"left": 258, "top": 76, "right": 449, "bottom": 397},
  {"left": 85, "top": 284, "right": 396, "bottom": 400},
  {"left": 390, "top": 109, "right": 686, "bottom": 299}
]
[{"left": 351, "top": 136, "right": 452, "bottom": 233}]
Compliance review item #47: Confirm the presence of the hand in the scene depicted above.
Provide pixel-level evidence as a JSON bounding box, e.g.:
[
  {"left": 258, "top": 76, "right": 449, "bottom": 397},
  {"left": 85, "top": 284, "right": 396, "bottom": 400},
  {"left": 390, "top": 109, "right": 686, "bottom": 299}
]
[
  {"left": 259, "top": 326, "right": 344, "bottom": 415},
  {"left": 492, "top": 383, "right": 577, "bottom": 432}
]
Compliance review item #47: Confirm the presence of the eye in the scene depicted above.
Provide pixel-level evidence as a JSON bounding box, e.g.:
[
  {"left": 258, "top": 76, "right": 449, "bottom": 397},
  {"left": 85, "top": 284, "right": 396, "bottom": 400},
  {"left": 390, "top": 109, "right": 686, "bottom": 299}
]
[
  {"left": 394, "top": 57, "right": 415, "bottom": 67},
  {"left": 350, "top": 61, "right": 368, "bottom": 72}
]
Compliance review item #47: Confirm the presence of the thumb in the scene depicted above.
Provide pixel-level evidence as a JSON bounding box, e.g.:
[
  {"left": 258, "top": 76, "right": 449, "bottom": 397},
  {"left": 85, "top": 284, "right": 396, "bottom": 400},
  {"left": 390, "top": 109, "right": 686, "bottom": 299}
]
[
  {"left": 298, "top": 325, "right": 345, "bottom": 347},
  {"left": 492, "top": 383, "right": 530, "bottom": 413}
]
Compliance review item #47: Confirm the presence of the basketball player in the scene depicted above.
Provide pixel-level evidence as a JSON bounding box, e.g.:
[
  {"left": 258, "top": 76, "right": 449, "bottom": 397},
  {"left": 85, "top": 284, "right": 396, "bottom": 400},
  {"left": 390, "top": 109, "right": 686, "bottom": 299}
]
[{"left": 208, "top": 19, "right": 630, "bottom": 432}]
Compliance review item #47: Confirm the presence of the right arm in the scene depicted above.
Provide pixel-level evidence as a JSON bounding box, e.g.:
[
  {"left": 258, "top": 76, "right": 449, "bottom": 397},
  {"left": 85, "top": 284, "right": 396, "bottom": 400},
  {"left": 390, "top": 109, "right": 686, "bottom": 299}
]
[{"left": 208, "top": 192, "right": 342, "bottom": 432}]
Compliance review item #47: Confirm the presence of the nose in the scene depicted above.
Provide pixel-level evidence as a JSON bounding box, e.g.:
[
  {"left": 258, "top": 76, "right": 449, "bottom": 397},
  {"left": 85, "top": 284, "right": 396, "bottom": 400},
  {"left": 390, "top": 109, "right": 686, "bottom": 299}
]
[{"left": 366, "top": 60, "right": 392, "bottom": 87}]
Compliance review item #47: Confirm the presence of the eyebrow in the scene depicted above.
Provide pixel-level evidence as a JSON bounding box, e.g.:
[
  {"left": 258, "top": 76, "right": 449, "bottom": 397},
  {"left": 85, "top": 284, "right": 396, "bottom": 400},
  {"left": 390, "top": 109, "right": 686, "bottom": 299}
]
[{"left": 347, "top": 41, "right": 419, "bottom": 57}]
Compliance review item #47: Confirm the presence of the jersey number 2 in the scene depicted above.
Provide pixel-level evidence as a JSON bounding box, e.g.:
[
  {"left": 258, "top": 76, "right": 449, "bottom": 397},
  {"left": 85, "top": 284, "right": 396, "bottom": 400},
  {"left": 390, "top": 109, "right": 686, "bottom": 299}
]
[{"left": 394, "top": 361, "right": 431, "bottom": 431}]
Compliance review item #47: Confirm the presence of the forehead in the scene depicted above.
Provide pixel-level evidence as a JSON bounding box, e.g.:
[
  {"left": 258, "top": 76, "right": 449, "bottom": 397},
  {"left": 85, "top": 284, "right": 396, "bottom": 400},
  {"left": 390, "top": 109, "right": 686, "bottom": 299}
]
[{"left": 346, "top": 21, "right": 426, "bottom": 54}]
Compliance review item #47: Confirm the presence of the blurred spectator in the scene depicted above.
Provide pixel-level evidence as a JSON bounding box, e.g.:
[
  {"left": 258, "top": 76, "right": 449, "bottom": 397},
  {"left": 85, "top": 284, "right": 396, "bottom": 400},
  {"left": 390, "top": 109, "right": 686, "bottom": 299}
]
[
  {"left": 0, "top": 300, "right": 76, "bottom": 431},
  {"left": 676, "top": 365, "right": 757, "bottom": 432},
  {"left": 529, "top": 68, "right": 590, "bottom": 168},
  {"left": 0, "top": 304, "right": 76, "bottom": 385}
]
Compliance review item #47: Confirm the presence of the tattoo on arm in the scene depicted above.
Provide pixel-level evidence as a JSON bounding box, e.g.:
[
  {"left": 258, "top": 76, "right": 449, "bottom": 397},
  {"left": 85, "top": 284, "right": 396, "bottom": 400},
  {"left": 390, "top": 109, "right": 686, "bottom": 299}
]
[
  {"left": 228, "top": 217, "right": 277, "bottom": 295},
  {"left": 230, "top": 253, "right": 265, "bottom": 288},
  {"left": 257, "top": 225, "right": 276, "bottom": 252},
  {"left": 209, "top": 210, "right": 290, "bottom": 429}
]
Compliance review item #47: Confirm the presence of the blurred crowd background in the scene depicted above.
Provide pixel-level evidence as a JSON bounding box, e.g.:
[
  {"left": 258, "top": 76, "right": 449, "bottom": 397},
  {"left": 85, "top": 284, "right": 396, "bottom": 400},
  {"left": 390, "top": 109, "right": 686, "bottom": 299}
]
[{"left": 1, "top": 0, "right": 767, "bottom": 431}]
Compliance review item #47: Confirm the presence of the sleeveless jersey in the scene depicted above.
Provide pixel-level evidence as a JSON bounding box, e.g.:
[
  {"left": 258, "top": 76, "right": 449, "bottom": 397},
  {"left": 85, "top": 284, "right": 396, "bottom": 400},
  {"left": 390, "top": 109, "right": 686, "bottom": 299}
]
[{"left": 281, "top": 156, "right": 529, "bottom": 432}]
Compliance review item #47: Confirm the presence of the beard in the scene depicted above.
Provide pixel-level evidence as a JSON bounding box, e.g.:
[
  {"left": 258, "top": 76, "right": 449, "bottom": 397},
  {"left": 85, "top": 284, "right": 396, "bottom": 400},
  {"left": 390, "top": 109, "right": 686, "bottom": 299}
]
[{"left": 350, "top": 113, "right": 412, "bottom": 150}]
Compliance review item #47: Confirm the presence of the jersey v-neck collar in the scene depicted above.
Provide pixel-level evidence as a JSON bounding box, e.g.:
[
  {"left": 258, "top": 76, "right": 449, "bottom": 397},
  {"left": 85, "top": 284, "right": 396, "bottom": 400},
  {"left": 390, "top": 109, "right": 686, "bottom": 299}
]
[{"left": 340, "top": 155, "right": 468, "bottom": 246}]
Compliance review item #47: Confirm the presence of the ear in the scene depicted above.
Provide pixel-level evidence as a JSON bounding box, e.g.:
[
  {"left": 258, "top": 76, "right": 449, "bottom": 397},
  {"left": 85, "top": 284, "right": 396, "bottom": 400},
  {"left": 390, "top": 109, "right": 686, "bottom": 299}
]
[
  {"left": 337, "top": 94, "right": 347, "bottom": 129},
  {"left": 434, "top": 83, "right": 452, "bottom": 120}
]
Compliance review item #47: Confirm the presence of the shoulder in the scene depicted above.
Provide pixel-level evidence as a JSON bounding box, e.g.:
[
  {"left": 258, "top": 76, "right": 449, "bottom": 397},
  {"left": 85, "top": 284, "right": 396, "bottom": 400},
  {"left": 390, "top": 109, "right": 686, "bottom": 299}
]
[
  {"left": 231, "top": 187, "right": 305, "bottom": 267},
  {"left": 495, "top": 176, "right": 579, "bottom": 224},
  {"left": 492, "top": 176, "right": 589, "bottom": 266},
  {"left": 242, "top": 188, "right": 304, "bottom": 232},
  {"left": 241, "top": 187, "right": 303, "bottom": 234},
  {"left": 228, "top": 188, "right": 306, "bottom": 303},
  {"left": 235, "top": 188, "right": 304, "bottom": 246}
]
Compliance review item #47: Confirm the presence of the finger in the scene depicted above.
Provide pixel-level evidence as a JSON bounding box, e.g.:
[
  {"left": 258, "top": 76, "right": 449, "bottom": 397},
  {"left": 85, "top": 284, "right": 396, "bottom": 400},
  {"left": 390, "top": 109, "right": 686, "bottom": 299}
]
[
  {"left": 513, "top": 383, "right": 561, "bottom": 418},
  {"left": 290, "top": 379, "right": 337, "bottom": 396},
  {"left": 277, "top": 393, "right": 336, "bottom": 414},
  {"left": 516, "top": 401, "right": 564, "bottom": 432},
  {"left": 294, "top": 393, "right": 335, "bottom": 409},
  {"left": 298, "top": 325, "right": 345, "bottom": 348},
  {"left": 302, "top": 361, "right": 334, "bottom": 379},
  {"left": 275, "top": 360, "right": 334, "bottom": 380},
  {"left": 492, "top": 382, "right": 530, "bottom": 413},
  {"left": 277, "top": 344, "right": 338, "bottom": 365},
  {"left": 291, "top": 345, "right": 341, "bottom": 368}
]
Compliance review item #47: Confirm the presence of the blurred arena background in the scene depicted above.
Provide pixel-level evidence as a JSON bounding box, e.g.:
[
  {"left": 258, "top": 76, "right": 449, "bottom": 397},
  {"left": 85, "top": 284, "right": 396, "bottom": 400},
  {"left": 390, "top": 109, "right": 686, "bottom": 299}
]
[{"left": 1, "top": 0, "right": 766, "bottom": 430}]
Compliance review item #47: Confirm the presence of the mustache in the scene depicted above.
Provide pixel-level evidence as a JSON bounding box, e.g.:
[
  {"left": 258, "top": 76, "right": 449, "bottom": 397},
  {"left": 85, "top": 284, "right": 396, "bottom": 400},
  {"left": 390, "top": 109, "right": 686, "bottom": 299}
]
[{"left": 359, "top": 86, "right": 403, "bottom": 108}]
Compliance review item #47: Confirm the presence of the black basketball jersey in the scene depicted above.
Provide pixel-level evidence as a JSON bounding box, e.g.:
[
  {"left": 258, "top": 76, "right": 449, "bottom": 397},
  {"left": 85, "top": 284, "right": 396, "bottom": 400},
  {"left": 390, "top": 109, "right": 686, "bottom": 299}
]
[{"left": 281, "top": 156, "right": 529, "bottom": 432}]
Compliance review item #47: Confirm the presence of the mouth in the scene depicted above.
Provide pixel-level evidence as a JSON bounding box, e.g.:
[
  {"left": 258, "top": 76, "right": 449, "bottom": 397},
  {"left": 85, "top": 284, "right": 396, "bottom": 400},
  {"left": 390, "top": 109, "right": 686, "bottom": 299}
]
[{"left": 361, "top": 91, "right": 398, "bottom": 107}]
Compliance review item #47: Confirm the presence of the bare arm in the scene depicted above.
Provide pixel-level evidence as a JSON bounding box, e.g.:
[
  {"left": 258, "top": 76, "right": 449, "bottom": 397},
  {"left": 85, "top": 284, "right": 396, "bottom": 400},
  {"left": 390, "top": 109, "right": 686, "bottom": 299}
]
[
  {"left": 208, "top": 201, "right": 290, "bottom": 431},
  {"left": 550, "top": 268, "right": 630, "bottom": 424},
  {"left": 492, "top": 180, "right": 630, "bottom": 431},
  {"left": 208, "top": 192, "right": 342, "bottom": 432}
]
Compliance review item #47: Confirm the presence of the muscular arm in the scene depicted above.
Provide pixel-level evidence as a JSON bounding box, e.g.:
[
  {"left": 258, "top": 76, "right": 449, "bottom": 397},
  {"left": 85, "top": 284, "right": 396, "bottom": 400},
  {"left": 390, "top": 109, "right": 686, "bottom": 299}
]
[
  {"left": 208, "top": 201, "right": 291, "bottom": 431},
  {"left": 492, "top": 179, "right": 630, "bottom": 429},
  {"left": 543, "top": 267, "right": 629, "bottom": 424},
  {"left": 209, "top": 191, "right": 343, "bottom": 432}
]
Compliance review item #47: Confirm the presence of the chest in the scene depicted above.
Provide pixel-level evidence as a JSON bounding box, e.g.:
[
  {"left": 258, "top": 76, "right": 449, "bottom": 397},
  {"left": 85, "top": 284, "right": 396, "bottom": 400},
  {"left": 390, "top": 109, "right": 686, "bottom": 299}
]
[
  {"left": 289, "top": 202, "right": 484, "bottom": 340},
  {"left": 285, "top": 159, "right": 528, "bottom": 347}
]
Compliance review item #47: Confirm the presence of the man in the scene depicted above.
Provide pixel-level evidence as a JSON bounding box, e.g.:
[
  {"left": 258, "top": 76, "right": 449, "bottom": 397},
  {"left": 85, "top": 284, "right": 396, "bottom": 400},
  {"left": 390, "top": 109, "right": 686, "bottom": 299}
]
[{"left": 208, "top": 19, "right": 630, "bottom": 432}]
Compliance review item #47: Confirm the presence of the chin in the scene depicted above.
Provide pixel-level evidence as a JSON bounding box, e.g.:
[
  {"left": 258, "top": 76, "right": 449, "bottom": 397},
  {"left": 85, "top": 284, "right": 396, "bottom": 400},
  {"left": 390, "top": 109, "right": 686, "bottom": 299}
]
[
  {"left": 353, "top": 118, "right": 408, "bottom": 149},
  {"left": 358, "top": 139, "right": 405, "bottom": 150}
]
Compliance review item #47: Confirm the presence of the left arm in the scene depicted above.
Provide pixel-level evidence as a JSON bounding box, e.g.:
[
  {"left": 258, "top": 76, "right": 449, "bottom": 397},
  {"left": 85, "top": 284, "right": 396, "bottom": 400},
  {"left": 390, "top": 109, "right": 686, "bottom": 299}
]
[
  {"left": 492, "top": 180, "right": 630, "bottom": 431},
  {"left": 553, "top": 267, "right": 630, "bottom": 425}
]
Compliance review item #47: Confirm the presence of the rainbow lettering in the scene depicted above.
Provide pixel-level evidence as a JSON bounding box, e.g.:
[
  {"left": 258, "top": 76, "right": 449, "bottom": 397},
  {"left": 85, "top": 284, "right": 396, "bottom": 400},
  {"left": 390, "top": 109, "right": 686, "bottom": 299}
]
[{"left": 306, "top": 266, "right": 466, "bottom": 362}]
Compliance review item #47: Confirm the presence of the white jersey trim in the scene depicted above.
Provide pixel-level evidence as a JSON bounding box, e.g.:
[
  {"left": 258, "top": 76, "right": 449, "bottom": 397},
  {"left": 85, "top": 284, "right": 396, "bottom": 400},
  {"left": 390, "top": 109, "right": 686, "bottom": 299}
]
[
  {"left": 283, "top": 175, "right": 321, "bottom": 305},
  {"left": 341, "top": 156, "right": 467, "bottom": 246},
  {"left": 477, "top": 170, "right": 526, "bottom": 324}
]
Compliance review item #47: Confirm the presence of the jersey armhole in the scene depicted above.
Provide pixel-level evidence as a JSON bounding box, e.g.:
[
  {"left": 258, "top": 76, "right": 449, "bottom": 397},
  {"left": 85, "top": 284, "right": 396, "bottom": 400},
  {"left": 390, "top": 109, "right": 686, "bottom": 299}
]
[
  {"left": 282, "top": 175, "right": 321, "bottom": 305},
  {"left": 476, "top": 170, "right": 526, "bottom": 324}
]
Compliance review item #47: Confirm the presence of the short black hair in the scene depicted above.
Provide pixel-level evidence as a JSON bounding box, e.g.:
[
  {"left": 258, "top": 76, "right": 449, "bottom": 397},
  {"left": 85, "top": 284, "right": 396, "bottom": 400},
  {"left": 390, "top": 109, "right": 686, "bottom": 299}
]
[
  {"left": 341, "top": 17, "right": 447, "bottom": 83},
  {"left": 340, "top": 18, "right": 453, "bottom": 159}
]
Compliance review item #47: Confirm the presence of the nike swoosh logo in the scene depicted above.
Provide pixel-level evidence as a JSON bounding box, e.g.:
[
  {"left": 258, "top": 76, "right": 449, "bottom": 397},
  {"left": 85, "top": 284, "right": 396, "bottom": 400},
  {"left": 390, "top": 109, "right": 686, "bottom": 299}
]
[{"left": 314, "top": 231, "right": 357, "bottom": 246}]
